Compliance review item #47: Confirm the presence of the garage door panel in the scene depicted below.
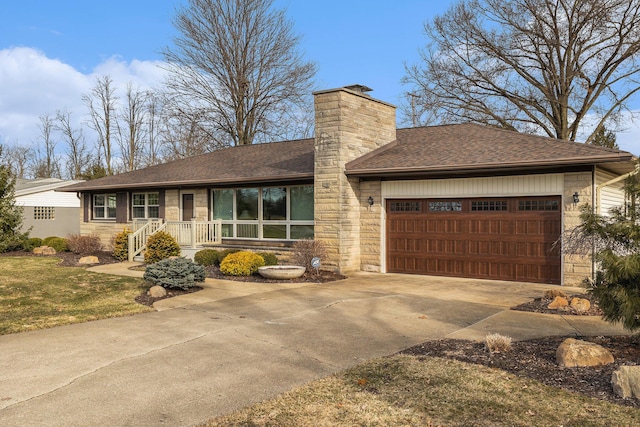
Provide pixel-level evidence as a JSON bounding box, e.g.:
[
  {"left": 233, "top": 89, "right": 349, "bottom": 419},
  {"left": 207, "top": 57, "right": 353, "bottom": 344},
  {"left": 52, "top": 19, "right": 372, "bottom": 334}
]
[{"left": 387, "top": 197, "right": 561, "bottom": 284}]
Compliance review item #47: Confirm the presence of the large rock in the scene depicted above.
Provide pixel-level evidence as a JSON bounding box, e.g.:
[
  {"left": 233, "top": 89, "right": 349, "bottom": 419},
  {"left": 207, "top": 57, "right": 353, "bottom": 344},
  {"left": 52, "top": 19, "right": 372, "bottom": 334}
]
[
  {"left": 548, "top": 296, "right": 568, "bottom": 309},
  {"left": 612, "top": 366, "right": 640, "bottom": 399},
  {"left": 148, "top": 285, "right": 167, "bottom": 298},
  {"left": 556, "top": 338, "right": 614, "bottom": 367},
  {"left": 33, "top": 246, "right": 56, "bottom": 255},
  {"left": 79, "top": 256, "right": 99, "bottom": 265},
  {"left": 570, "top": 297, "right": 591, "bottom": 313}
]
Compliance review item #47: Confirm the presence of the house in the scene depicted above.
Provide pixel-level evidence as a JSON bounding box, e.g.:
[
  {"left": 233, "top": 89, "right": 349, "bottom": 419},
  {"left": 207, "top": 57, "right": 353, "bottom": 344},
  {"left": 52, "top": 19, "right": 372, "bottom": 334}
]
[
  {"left": 61, "top": 85, "right": 636, "bottom": 286},
  {"left": 16, "top": 178, "right": 84, "bottom": 238}
]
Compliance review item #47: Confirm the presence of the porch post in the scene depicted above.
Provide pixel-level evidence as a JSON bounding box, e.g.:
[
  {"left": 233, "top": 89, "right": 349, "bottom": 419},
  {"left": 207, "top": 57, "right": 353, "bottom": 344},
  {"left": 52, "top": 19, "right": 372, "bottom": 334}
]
[{"left": 191, "top": 218, "right": 197, "bottom": 249}]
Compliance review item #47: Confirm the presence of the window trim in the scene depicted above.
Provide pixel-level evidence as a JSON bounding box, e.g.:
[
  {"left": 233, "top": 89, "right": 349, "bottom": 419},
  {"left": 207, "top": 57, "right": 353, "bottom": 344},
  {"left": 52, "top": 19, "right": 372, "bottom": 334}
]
[
  {"left": 132, "top": 192, "right": 160, "bottom": 219},
  {"left": 212, "top": 185, "right": 314, "bottom": 240},
  {"left": 93, "top": 193, "right": 117, "bottom": 220}
]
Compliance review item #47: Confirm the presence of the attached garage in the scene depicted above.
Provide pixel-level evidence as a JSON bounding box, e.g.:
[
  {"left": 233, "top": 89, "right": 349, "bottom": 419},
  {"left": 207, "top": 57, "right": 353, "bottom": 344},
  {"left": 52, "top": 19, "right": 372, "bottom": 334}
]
[{"left": 386, "top": 196, "right": 562, "bottom": 284}]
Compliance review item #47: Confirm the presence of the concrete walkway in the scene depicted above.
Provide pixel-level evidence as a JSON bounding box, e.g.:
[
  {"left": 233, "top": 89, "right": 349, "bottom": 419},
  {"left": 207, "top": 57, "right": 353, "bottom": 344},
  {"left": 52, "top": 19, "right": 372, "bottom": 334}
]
[{"left": 0, "top": 264, "right": 628, "bottom": 426}]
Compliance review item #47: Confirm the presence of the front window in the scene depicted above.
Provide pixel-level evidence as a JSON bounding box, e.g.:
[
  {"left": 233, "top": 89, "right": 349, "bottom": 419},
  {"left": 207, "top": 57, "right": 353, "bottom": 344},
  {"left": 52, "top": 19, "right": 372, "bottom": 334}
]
[
  {"left": 212, "top": 185, "right": 314, "bottom": 240},
  {"left": 93, "top": 194, "right": 116, "bottom": 219},
  {"left": 132, "top": 192, "right": 160, "bottom": 219}
]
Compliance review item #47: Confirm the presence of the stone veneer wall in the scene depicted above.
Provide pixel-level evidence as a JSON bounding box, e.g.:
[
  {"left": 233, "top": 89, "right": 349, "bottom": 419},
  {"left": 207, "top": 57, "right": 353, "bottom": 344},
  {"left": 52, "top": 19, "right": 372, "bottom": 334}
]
[
  {"left": 563, "top": 171, "right": 594, "bottom": 286},
  {"left": 359, "top": 180, "right": 383, "bottom": 272},
  {"left": 313, "top": 87, "right": 396, "bottom": 273}
]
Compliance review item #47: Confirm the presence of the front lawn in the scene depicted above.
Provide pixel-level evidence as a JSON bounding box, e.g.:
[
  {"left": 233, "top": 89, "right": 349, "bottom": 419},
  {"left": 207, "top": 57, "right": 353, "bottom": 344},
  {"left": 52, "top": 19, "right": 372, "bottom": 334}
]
[{"left": 0, "top": 256, "right": 151, "bottom": 335}]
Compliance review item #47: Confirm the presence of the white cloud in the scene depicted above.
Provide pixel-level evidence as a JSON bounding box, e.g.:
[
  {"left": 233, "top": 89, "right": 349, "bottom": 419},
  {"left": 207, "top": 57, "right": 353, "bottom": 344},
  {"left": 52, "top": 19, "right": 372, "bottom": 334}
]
[{"left": 0, "top": 47, "right": 167, "bottom": 146}]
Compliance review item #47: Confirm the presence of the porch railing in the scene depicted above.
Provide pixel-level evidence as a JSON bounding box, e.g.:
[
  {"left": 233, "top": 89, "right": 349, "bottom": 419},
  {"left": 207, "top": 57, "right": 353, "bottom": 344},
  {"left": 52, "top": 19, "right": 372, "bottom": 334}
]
[
  {"left": 128, "top": 219, "right": 223, "bottom": 261},
  {"left": 128, "top": 220, "right": 165, "bottom": 262},
  {"left": 165, "top": 219, "right": 223, "bottom": 247}
]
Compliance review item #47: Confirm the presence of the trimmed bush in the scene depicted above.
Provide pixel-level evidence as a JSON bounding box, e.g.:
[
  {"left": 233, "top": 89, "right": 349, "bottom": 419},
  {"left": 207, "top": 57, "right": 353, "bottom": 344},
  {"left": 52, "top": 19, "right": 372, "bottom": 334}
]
[
  {"left": 143, "top": 257, "right": 205, "bottom": 290},
  {"left": 23, "top": 237, "right": 43, "bottom": 252},
  {"left": 194, "top": 249, "right": 219, "bottom": 266},
  {"left": 291, "top": 239, "right": 327, "bottom": 272},
  {"left": 144, "top": 231, "right": 181, "bottom": 264},
  {"left": 220, "top": 251, "right": 265, "bottom": 276},
  {"left": 67, "top": 234, "right": 103, "bottom": 255},
  {"left": 217, "top": 248, "right": 240, "bottom": 266},
  {"left": 42, "top": 236, "right": 68, "bottom": 252},
  {"left": 112, "top": 228, "right": 131, "bottom": 261},
  {"left": 257, "top": 252, "right": 278, "bottom": 266}
]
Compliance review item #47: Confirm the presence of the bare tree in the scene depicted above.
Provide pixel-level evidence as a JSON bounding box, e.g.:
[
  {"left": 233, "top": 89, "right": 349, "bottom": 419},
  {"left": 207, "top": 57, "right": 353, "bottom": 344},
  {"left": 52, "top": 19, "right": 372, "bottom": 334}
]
[
  {"left": 32, "top": 114, "right": 61, "bottom": 178},
  {"left": 116, "top": 83, "right": 150, "bottom": 172},
  {"left": 162, "top": 0, "right": 317, "bottom": 147},
  {"left": 83, "top": 75, "right": 118, "bottom": 174},
  {"left": 56, "top": 109, "right": 91, "bottom": 179},
  {"left": 145, "top": 92, "right": 165, "bottom": 167},
  {"left": 404, "top": 0, "right": 640, "bottom": 142},
  {"left": 1, "top": 144, "right": 31, "bottom": 179}
]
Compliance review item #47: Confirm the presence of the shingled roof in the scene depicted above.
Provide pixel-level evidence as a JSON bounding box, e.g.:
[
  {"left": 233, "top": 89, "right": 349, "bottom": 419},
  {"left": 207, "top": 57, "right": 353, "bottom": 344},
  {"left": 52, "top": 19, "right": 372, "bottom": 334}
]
[
  {"left": 346, "top": 124, "right": 635, "bottom": 177},
  {"left": 61, "top": 138, "right": 314, "bottom": 192},
  {"left": 62, "top": 123, "right": 635, "bottom": 193}
]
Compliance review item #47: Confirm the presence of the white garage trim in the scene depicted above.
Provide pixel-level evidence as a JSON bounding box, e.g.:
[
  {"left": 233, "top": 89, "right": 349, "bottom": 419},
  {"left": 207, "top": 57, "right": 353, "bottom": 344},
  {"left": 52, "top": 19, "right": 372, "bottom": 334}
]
[{"left": 382, "top": 173, "right": 564, "bottom": 199}]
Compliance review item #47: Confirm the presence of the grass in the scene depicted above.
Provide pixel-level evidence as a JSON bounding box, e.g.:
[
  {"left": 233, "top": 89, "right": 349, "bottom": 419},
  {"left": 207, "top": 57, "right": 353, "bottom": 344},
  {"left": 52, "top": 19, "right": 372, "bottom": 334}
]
[
  {"left": 0, "top": 256, "right": 152, "bottom": 335},
  {"left": 204, "top": 356, "right": 640, "bottom": 426}
]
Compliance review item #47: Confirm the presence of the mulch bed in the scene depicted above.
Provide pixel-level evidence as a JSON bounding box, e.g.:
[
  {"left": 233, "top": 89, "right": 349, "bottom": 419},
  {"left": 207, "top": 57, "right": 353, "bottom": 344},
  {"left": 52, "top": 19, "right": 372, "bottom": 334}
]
[{"left": 4, "top": 250, "right": 638, "bottom": 407}]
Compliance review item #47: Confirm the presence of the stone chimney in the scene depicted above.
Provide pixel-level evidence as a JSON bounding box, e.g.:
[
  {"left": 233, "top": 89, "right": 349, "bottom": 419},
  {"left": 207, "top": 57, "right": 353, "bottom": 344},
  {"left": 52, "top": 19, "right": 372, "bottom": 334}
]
[{"left": 313, "top": 86, "right": 396, "bottom": 273}]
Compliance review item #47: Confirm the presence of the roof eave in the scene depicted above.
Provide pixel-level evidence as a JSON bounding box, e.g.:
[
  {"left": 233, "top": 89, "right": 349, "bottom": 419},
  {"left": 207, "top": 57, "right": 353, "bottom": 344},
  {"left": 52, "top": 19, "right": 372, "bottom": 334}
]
[
  {"left": 345, "top": 155, "right": 636, "bottom": 178},
  {"left": 58, "top": 173, "right": 315, "bottom": 192}
]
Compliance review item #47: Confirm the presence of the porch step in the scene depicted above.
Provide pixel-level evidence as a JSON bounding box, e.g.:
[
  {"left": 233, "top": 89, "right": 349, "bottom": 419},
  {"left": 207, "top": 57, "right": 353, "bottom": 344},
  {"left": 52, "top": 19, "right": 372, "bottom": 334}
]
[{"left": 133, "top": 255, "right": 144, "bottom": 262}]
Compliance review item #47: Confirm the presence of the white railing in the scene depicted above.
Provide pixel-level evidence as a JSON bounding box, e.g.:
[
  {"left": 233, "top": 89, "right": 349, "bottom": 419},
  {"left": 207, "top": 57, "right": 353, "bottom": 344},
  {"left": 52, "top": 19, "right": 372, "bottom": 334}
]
[
  {"left": 128, "top": 219, "right": 223, "bottom": 261},
  {"left": 164, "top": 219, "right": 223, "bottom": 248},
  {"left": 128, "top": 220, "right": 165, "bottom": 262}
]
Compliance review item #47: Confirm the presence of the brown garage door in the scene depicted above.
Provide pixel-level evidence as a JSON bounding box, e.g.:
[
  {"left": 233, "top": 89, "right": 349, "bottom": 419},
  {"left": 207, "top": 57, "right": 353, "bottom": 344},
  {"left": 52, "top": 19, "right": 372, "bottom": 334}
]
[{"left": 387, "top": 197, "right": 561, "bottom": 284}]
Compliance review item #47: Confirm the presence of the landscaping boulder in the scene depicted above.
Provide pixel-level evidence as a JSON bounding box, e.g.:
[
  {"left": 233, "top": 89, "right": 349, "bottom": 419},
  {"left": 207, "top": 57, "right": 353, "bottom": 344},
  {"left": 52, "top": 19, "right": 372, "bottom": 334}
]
[
  {"left": 33, "top": 246, "right": 56, "bottom": 255},
  {"left": 612, "top": 366, "right": 640, "bottom": 399},
  {"left": 548, "top": 296, "right": 568, "bottom": 309},
  {"left": 556, "top": 338, "right": 614, "bottom": 367},
  {"left": 79, "top": 256, "right": 99, "bottom": 265},
  {"left": 570, "top": 297, "right": 591, "bottom": 313},
  {"left": 148, "top": 285, "right": 167, "bottom": 298}
]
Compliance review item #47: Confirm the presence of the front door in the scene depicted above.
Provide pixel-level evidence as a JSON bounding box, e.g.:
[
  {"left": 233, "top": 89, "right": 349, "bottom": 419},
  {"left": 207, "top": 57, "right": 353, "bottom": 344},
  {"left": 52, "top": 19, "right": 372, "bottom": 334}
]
[{"left": 182, "top": 194, "right": 194, "bottom": 221}]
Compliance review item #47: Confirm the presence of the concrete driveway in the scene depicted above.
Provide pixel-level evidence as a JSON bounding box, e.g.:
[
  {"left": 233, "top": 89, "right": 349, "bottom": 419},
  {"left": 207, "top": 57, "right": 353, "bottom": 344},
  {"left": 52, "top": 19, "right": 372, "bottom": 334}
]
[{"left": 0, "top": 270, "right": 627, "bottom": 426}]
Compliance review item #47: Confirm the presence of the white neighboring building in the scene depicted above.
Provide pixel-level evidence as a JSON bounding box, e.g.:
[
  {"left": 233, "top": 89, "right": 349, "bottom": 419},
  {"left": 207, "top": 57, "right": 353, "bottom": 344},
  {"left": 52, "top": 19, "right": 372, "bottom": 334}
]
[{"left": 15, "top": 178, "right": 84, "bottom": 238}]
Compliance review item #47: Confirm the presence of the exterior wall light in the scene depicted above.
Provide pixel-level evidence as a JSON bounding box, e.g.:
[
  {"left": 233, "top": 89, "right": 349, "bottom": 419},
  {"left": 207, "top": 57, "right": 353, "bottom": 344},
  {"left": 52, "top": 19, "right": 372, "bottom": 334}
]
[
  {"left": 572, "top": 192, "right": 580, "bottom": 204},
  {"left": 367, "top": 196, "right": 374, "bottom": 206}
]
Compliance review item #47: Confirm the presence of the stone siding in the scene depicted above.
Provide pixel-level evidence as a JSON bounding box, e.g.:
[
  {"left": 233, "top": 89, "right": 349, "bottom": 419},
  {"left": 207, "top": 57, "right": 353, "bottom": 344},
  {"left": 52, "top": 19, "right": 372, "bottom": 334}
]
[
  {"left": 359, "top": 180, "right": 383, "bottom": 272},
  {"left": 563, "top": 171, "right": 594, "bottom": 286},
  {"left": 313, "top": 88, "right": 395, "bottom": 273}
]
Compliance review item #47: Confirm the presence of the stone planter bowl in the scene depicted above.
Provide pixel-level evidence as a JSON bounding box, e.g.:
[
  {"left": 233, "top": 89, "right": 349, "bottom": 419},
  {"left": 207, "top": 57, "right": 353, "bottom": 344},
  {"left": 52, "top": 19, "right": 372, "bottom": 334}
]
[{"left": 258, "top": 265, "right": 306, "bottom": 280}]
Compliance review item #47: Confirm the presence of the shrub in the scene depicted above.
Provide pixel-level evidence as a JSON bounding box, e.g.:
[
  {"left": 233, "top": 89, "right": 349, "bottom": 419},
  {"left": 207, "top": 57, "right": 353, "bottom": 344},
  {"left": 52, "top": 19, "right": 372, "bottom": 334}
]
[
  {"left": 23, "top": 237, "right": 43, "bottom": 252},
  {"left": 67, "top": 234, "right": 103, "bottom": 255},
  {"left": 144, "top": 231, "right": 181, "bottom": 264},
  {"left": 42, "top": 236, "right": 68, "bottom": 252},
  {"left": 194, "top": 249, "right": 219, "bottom": 266},
  {"left": 257, "top": 252, "right": 278, "bottom": 266},
  {"left": 143, "top": 257, "right": 205, "bottom": 290},
  {"left": 220, "top": 251, "right": 265, "bottom": 276},
  {"left": 291, "top": 239, "right": 327, "bottom": 272},
  {"left": 485, "top": 333, "right": 512, "bottom": 354},
  {"left": 112, "top": 228, "right": 132, "bottom": 261},
  {"left": 217, "top": 248, "right": 240, "bottom": 266}
]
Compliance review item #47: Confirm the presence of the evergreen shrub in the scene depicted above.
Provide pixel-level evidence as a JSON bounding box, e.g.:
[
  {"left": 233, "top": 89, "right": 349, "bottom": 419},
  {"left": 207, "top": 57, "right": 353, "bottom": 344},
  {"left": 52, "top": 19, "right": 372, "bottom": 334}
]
[
  {"left": 23, "top": 237, "right": 43, "bottom": 252},
  {"left": 144, "top": 231, "right": 180, "bottom": 264},
  {"left": 194, "top": 249, "right": 218, "bottom": 266},
  {"left": 219, "top": 251, "right": 265, "bottom": 276},
  {"left": 112, "top": 228, "right": 132, "bottom": 261},
  {"left": 143, "top": 257, "right": 205, "bottom": 290},
  {"left": 42, "top": 236, "right": 69, "bottom": 252},
  {"left": 217, "top": 248, "right": 240, "bottom": 266},
  {"left": 257, "top": 252, "right": 278, "bottom": 266}
]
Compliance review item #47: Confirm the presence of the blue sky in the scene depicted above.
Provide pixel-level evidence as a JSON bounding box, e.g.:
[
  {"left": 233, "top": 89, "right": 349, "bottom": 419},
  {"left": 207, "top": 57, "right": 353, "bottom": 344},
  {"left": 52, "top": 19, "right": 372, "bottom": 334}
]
[{"left": 1, "top": 0, "right": 638, "bottom": 153}]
